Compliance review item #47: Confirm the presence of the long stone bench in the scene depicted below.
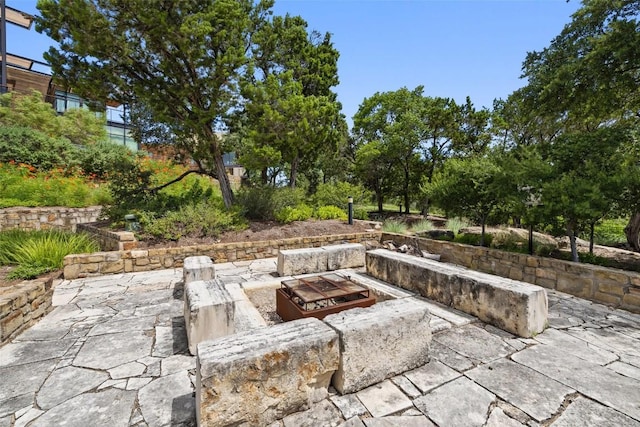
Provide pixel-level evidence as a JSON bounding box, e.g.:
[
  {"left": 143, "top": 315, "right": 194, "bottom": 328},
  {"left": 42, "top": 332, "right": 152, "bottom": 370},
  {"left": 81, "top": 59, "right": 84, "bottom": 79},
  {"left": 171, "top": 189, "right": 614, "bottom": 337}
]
[
  {"left": 277, "top": 243, "right": 365, "bottom": 276},
  {"left": 366, "top": 249, "right": 547, "bottom": 337},
  {"left": 183, "top": 256, "right": 215, "bottom": 284},
  {"left": 196, "top": 318, "right": 339, "bottom": 427},
  {"left": 324, "top": 297, "right": 432, "bottom": 394}
]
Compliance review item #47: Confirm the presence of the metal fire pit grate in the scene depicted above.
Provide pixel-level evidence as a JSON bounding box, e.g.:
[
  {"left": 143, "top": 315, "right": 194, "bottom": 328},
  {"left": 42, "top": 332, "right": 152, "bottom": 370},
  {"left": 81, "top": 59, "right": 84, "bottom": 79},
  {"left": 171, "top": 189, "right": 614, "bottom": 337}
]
[{"left": 276, "top": 273, "right": 375, "bottom": 321}]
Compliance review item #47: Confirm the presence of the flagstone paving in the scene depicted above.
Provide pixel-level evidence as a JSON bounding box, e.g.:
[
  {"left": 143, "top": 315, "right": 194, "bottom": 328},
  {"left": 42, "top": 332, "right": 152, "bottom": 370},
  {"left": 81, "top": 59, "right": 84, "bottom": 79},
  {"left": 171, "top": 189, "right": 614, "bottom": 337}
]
[{"left": 1, "top": 257, "right": 640, "bottom": 426}]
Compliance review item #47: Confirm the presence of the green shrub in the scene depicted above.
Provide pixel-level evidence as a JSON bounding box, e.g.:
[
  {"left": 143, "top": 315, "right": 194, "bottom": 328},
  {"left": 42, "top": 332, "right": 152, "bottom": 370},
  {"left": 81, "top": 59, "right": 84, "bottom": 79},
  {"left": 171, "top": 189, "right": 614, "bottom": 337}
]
[
  {"left": 382, "top": 220, "right": 408, "bottom": 234},
  {"left": 454, "top": 233, "right": 493, "bottom": 247},
  {"left": 140, "top": 201, "right": 245, "bottom": 240},
  {"left": 275, "top": 204, "right": 313, "bottom": 224},
  {"left": 0, "top": 229, "right": 99, "bottom": 279},
  {"left": 314, "top": 205, "right": 347, "bottom": 220},
  {"left": 76, "top": 142, "right": 135, "bottom": 179},
  {"left": 0, "top": 162, "right": 111, "bottom": 208},
  {"left": 411, "top": 219, "right": 434, "bottom": 233},
  {"left": 0, "top": 126, "right": 78, "bottom": 171},
  {"left": 312, "top": 182, "right": 371, "bottom": 208},
  {"left": 446, "top": 217, "right": 470, "bottom": 235},
  {"left": 237, "top": 186, "right": 306, "bottom": 221},
  {"left": 353, "top": 207, "right": 370, "bottom": 220},
  {"left": 583, "top": 218, "right": 628, "bottom": 246}
]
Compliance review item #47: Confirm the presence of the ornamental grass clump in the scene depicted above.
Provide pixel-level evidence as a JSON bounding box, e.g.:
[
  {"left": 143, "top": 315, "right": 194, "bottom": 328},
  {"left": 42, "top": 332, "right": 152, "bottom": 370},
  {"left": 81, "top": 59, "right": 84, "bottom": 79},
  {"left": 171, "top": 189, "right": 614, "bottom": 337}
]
[
  {"left": 445, "top": 217, "right": 470, "bottom": 235},
  {"left": 382, "top": 220, "right": 408, "bottom": 234},
  {"left": 0, "top": 229, "right": 99, "bottom": 279},
  {"left": 411, "top": 219, "right": 435, "bottom": 233}
]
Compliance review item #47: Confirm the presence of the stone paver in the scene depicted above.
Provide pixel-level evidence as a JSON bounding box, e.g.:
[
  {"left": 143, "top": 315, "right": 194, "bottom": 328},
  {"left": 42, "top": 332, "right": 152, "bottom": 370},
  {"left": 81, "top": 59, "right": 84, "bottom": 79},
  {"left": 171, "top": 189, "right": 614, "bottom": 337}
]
[
  {"left": 356, "top": 381, "right": 412, "bottom": 418},
  {"left": 1, "top": 258, "right": 639, "bottom": 426},
  {"left": 413, "top": 377, "right": 496, "bottom": 427}
]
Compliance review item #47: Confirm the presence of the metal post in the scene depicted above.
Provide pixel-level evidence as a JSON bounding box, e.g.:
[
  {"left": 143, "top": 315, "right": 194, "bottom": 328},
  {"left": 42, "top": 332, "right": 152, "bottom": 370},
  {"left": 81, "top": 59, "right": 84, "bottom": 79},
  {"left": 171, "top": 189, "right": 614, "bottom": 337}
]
[
  {"left": 348, "top": 196, "right": 353, "bottom": 225},
  {"left": 528, "top": 223, "right": 534, "bottom": 255},
  {"left": 1, "top": 0, "right": 7, "bottom": 94}
]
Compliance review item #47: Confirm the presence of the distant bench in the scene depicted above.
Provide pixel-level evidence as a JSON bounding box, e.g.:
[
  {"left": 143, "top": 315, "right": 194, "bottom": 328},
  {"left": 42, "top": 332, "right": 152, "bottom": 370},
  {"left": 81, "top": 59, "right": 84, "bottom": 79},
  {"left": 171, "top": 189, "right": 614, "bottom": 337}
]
[{"left": 366, "top": 249, "right": 547, "bottom": 338}]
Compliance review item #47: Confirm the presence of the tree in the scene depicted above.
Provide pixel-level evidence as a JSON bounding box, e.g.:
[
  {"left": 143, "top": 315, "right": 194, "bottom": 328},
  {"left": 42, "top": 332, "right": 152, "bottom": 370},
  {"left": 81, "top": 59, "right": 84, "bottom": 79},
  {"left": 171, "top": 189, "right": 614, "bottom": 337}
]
[
  {"left": 423, "top": 152, "right": 509, "bottom": 246},
  {"left": 239, "top": 14, "right": 346, "bottom": 188},
  {"left": 352, "top": 87, "right": 427, "bottom": 213},
  {"left": 36, "top": 0, "right": 275, "bottom": 209},
  {"left": 353, "top": 141, "right": 397, "bottom": 213},
  {"left": 519, "top": 0, "right": 640, "bottom": 249}
]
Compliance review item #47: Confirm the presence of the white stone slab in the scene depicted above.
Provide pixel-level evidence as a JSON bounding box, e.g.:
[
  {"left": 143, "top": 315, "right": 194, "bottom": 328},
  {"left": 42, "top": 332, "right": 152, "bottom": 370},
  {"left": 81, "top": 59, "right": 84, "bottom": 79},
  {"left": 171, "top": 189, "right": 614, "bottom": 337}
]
[
  {"left": 552, "top": 396, "right": 640, "bottom": 427},
  {"left": 366, "top": 249, "right": 548, "bottom": 337},
  {"left": 324, "top": 243, "right": 366, "bottom": 270},
  {"left": 356, "top": 380, "right": 413, "bottom": 418},
  {"left": 184, "top": 279, "right": 235, "bottom": 355},
  {"left": 466, "top": 358, "right": 574, "bottom": 422},
  {"left": 404, "top": 360, "right": 460, "bottom": 394},
  {"left": 196, "top": 318, "right": 339, "bottom": 427},
  {"left": 324, "top": 297, "right": 431, "bottom": 394},
  {"left": 183, "top": 256, "right": 215, "bottom": 284},
  {"left": 413, "top": 377, "right": 495, "bottom": 427},
  {"left": 277, "top": 247, "right": 327, "bottom": 276}
]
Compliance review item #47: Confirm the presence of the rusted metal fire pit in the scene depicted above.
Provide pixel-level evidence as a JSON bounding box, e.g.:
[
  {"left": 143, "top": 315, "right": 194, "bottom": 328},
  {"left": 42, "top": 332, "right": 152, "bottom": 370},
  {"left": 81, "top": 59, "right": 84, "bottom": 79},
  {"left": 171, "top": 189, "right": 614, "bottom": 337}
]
[{"left": 276, "top": 273, "right": 375, "bottom": 321}]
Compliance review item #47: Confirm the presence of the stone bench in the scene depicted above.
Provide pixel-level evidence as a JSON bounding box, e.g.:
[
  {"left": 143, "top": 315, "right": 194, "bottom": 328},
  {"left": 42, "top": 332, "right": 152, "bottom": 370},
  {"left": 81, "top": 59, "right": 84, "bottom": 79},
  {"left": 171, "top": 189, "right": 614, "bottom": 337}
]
[
  {"left": 184, "top": 279, "right": 235, "bottom": 355},
  {"left": 277, "top": 243, "right": 365, "bottom": 276},
  {"left": 366, "top": 249, "right": 547, "bottom": 338},
  {"left": 324, "top": 297, "right": 432, "bottom": 394},
  {"left": 196, "top": 318, "right": 339, "bottom": 427},
  {"left": 183, "top": 256, "right": 215, "bottom": 284}
]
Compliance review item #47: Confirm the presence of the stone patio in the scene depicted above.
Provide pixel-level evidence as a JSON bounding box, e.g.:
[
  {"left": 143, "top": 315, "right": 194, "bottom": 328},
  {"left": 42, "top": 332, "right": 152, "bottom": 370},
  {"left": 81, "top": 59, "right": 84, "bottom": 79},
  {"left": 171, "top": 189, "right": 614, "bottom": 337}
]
[{"left": 1, "top": 257, "right": 640, "bottom": 426}]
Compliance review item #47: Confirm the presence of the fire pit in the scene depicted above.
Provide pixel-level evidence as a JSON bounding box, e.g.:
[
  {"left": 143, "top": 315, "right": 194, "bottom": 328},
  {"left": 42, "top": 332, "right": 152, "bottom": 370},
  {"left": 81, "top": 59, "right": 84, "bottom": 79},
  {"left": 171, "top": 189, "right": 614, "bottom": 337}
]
[{"left": 276, "top": 273, "right": 375, "bottom": 321}]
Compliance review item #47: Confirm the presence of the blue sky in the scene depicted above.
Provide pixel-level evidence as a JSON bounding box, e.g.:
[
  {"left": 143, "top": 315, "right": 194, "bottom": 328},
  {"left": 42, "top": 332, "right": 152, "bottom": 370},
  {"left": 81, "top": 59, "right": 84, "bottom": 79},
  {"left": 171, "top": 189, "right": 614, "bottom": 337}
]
[{"left": 7, "top": 0, "right": 581, "bottom": 125}]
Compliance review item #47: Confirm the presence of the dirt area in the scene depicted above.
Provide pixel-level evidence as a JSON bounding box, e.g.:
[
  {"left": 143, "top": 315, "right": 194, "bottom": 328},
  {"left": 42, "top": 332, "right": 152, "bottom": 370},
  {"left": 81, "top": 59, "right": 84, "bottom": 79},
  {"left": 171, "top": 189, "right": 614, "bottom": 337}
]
[{"left": 137, "top": 219, "right": 377, "bottom": 248}]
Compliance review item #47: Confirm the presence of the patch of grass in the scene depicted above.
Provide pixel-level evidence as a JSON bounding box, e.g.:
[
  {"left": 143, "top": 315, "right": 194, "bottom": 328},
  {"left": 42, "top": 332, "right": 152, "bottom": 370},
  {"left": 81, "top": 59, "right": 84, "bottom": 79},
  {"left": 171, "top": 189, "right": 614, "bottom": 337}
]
[
  {"left": 0, "top": 229, "right": 99, "bottom": 279},
  {"left": 410, "top": 219, "right": 435, "bottom": 233},
  {"left": 446, "top": 217, "right": 470, "bottom": 235},
  {"left": 382, "top": 220, "right": 409, "bottom": 234}
]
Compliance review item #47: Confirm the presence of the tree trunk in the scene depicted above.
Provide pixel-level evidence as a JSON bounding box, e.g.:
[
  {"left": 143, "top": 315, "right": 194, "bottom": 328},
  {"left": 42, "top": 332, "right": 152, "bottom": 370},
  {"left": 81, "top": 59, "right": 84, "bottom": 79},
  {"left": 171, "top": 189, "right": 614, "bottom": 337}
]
[
  {"left": 567, "top": 223, "right": 579, "bottom": 262},
  {"left": 377, "top": 192, "right": 383, "bottom": 213},
  {"left": 261, "top": 168, "right": 268, "bottom": 185},
  {"left": 481, "top": 218, "right": 486, "bottom": 247},
  {"left": 589, "top": 222, "right": 595, "bottom": 255},
  {"left": 624, "top": 212, "right": 640, "bottom": 252},
  {"left": 214, "top": 150, "right": 235, "bottom": 209},
  {"left": 289, "top": 156, "right": 299, "bottom": 188}
]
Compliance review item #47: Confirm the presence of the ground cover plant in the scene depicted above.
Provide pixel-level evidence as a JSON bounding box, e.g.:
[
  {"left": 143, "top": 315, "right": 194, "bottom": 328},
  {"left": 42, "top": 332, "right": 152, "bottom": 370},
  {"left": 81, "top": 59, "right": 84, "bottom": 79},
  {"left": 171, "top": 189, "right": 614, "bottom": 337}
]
[{"left": 0, "top": 229, "right": 99, "bottom": 279}]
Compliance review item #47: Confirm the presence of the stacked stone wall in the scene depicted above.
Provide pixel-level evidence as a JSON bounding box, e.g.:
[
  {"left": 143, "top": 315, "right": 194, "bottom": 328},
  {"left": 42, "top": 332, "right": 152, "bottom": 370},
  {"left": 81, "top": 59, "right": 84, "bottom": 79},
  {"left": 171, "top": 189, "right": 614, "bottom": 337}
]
[
  {"left": 63, "top": 232, "right": 381, "bottom": 279},
  {"left": 0, "top": 276, "right": 55, "bottom": 346},
  {"left": 383, "top": 233, "right": 640, "bottom": 314},
  {"left": 0, "top": 206, "right": 102, "bottom": 232},
  {"left": 77, "top": 223, "right": 138, "bottom": 251}
]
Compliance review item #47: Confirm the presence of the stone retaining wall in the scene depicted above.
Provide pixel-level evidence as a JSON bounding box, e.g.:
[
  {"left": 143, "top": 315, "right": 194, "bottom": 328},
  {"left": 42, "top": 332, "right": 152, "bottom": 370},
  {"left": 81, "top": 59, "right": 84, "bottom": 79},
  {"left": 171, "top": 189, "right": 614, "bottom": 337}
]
[
  {"left": 0, "top": 275, "right": 56, "bottom": 346},
  {"left": 63, "top": 232, "right": 381, "bottom": 279},
  {"left": 383, "top": 233, "right": 640, "bottom": 314},
  {"left": 77, "top": 223, "right": 138, "bottom": 251},
  {"left": 0, "top": 206, "right": 102, "bottom": 232}
]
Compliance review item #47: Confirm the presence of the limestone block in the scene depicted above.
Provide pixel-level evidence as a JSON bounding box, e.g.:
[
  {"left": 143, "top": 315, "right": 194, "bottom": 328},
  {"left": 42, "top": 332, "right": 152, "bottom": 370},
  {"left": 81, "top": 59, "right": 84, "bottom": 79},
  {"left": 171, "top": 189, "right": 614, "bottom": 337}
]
[
  {"left": 183, "top": 256, "right": 215, "bottom": 284},
  {"left": 324, "top": 298, "right": 431, "bottom": 394},
  {"left": 184, "top": 279, "right": 234, "bottom": 355},
  {"left": 277, "top": 247, "right": 327, "bottom": 276},
  {"left": 196, "top": 318, "right": 339, "bottom": 427},
  {"left": 366, "top": 249, "right": 548, "bottom": 338},
  {"left": 324, "top": 243, "right": 366, "bottom": 270}
]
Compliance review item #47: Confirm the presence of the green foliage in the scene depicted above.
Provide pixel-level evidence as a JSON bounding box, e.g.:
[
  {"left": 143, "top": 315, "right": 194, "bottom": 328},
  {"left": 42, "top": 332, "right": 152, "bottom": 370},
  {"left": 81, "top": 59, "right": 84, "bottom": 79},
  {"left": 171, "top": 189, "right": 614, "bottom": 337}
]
[
  {"left": 314, "top": 205, "right": 347, "bottom": 221},
  {"left": 445, "top": 217, "right": 470, "bottom": 235},
  {"left": 581, "top": 218, "right": 628, "bottom": 246},
  {"left": 382, "top": 220, "right": 408, "bottom": 234},
  {"left": 76, "top": 142, "right": 135, "bottom": 179},
  {"left": 312, "top": 181, "right": 371, "bottom": 209},
  {"left": 139, "top": 201, "right": 245, "bottom": 241},
  {"left": 0, "top": 91, "right": 107, "bottom": 145},
  {"left": 0, "top": 229, "right": 99, "bottom": 279},
  {"left": 0, "top": 126, "right": 77, "bottom": 171},
  {"left": 275, "top": 204, "right": 313, "bottom": 224},
  {"left": 353, "top": 207, "right": 370, "bottom": 220},
  {"left": 454, "top": 233, "right": 493, "bottom": 247},
  {"left": 0, "top": 162, "right": 111, "bottom": 208},
  {"left": 236, "top": 186, "right": 306, "bottom": 221},
  {"left": 410, "top": 220, "right": 435, "bottom": 233}
]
